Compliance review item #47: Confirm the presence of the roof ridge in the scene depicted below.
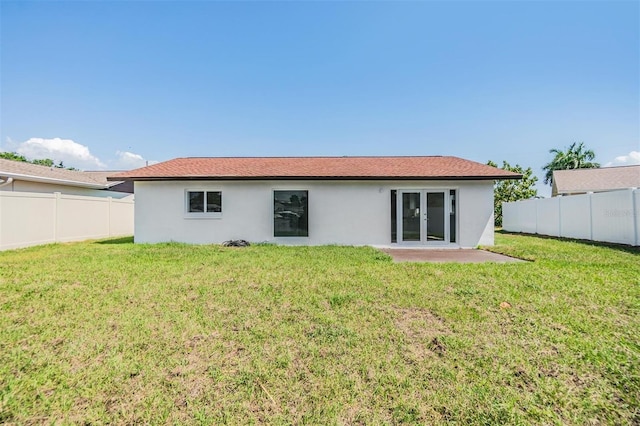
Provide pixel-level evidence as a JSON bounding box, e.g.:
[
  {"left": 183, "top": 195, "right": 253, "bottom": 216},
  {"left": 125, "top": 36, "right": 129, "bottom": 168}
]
[{"left": 0, "top": 158, "right": 82, "bottom": 173}]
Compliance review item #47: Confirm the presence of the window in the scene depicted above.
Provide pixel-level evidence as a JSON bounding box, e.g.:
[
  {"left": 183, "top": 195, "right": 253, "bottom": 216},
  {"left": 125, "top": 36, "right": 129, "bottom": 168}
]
[
  {"left": 391, "top": 190, "right": 397, "bottom": 243},
  {"left": 274, "top": 190, "right": 308, "bottom": 237},
  {"left": 186, "top": 190, "right": 222, "bottom": 216}
]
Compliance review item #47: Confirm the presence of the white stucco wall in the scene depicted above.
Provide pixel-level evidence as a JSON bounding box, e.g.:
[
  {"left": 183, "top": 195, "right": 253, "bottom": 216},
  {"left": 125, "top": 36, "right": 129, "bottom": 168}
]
[{"left": 134, "top": 180, "right": 494, "bottom": 247}]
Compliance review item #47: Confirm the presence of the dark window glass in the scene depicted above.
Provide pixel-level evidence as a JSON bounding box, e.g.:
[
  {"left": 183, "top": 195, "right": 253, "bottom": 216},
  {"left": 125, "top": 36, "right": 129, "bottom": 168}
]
[
  {"left": 188, "top": 191, "right": 205, "bottom": 212},
  {"left": 188, "top": 191, "right": 221, "bottom": 213},
  {"left": 426, "top": 192, "right": 445, "bottom": 241},
  {"left": 402, "top": 192, "right": 421, "bottom": 241},
  {"left": 274, "top": 190, "right": 308, "bottom": 237},
  {"left": 207, "top": 191, "right": 222, "bottom": 213},
  {"left": 450, "top": 189, "right": 456, "bottom": 243},
  {"left": 391, "top": 190, "right": 397, "bottom": 243}
]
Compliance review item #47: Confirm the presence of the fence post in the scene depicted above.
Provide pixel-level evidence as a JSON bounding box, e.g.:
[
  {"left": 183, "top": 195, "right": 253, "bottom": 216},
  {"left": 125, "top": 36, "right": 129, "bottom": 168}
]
[
  {"left": 632, "top": 188, "right": 638, "bottom": 247},
  {"left": 108, "top": 197, "right": 112, "bottom": 237},
  {"left": 588, "top": 192, "right": 593, "bottom": 241},
  {"left": 535, "top": 199, "right": 539, "bottom": 235},
  {"left": 54, "top": 192, "right": 61, "bottom": 242},
  {"left": 558, "top": 196, "right": 562, "bottom": 238}
]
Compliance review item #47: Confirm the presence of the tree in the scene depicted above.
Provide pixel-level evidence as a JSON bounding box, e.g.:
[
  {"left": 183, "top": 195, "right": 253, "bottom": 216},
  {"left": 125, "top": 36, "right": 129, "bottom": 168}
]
[
  {"left": 542, "top": 142, "right": 599, "bottom": 186},
  {"left": 31, "top": 158, "right": 55, "bottom": 167},
  {"left": 0, "top": 152, "right": 28, "bottom": 162},
  {"left": 487, "top": 160, "right": 538, "bottom": 227},
  {"left": 0, "top": 151, "right": 78, "bottom": 170}
]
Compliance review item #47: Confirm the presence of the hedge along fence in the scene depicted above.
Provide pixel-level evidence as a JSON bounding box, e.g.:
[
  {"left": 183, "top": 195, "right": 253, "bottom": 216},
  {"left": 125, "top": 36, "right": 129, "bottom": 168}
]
[
  {"left": 502, "top": 188, "right": 640, "bottom": 246},
  {"left": 0, "top": 191, "right": 134, "bottom": 251}
]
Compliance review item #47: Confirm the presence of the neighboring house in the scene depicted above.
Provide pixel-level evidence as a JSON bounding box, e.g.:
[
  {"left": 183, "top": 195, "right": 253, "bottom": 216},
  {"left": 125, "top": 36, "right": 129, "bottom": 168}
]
[
  {"left": 110, "top": 156, "right": 519, "bottom": 247},
  {"left": 552, "top": 165, "right": 640, "bottom": 197},
  {"left": 0, "top": 159, "right": 133, "bottom": 199}
]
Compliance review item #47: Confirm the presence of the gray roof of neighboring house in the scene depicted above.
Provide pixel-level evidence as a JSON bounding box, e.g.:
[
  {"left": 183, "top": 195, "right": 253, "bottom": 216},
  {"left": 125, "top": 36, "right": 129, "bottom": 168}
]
[
  {"left": 552, "top": 165, "right": 640, "bottom": 195},
  {"left": 0, "top": 158, "right": 129, "bottom": 190}
]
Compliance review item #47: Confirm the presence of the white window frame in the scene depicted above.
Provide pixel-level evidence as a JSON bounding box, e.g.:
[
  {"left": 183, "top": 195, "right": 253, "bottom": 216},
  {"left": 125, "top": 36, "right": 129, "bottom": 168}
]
[{"left": 184, "top": 189, "right": 223, "bottom": 219}]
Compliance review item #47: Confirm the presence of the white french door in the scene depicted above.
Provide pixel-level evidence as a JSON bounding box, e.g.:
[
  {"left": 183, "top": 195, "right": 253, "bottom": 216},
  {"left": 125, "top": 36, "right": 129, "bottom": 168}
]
[{"left": 397, "top": 190, "right": 451, "bottom": 245}]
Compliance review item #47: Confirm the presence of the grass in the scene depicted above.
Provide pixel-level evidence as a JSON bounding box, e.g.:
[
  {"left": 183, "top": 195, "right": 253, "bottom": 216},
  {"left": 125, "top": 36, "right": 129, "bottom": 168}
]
[{"left": 0, "top": 233, "right": 638, "bottom": 424}]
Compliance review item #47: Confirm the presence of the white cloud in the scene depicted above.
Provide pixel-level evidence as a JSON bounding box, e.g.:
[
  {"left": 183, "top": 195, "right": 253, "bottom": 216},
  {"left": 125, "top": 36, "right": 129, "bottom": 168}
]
[
  {"left": 5, "top": 137, "right": 157, "bottom": 171},
  {"left": 605, "top": 150, "right": 640, "bottom": 167},
  {"left": 15, "top": 137, "right": 107, "bottom": 170},
  {"left": 113, "top": 150, "right": 158, "bottom": 170}
]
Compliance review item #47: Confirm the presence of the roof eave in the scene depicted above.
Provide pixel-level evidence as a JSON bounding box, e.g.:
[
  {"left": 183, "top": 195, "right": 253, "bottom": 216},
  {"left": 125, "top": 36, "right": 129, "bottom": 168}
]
[
  {"left": 558, "top": 186, "right": 638, "bottom": 194},
  {"left": 0, "top": 172, "right": 109, "bottom": 189},
  {"left": 109, "top": 174, "right": 522, "bottom": 182}
]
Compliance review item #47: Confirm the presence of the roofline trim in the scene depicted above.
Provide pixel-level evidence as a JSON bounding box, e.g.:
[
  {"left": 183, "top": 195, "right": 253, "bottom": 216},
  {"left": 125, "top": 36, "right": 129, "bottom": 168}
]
[
  {"left": 109, "top": 175, "right": 522, "bottom": 182},
  {"left": 172, "top": 155, "right": 449, "bottom": 159},
  {"left": 557, "top": 187, "right": 639, "bottom": 194},
  {"left": 1, "top": 172, "right": 118, "bottom": 189}
]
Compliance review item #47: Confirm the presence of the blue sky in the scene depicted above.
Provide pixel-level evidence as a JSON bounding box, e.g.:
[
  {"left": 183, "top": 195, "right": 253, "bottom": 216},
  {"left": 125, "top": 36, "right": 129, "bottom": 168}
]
[{"left": 1, "top": 1, "right": 638, "bottom": 195}]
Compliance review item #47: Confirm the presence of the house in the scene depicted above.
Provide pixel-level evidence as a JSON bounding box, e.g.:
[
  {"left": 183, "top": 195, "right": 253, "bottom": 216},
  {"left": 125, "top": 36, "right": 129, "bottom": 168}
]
[
  {"left": 109, "top": 156, "right": 520, "bottom": 247},
  {"left": 0, "top": 159, "right": 133, "bottom": 199},
  {"left": 552, "top": 165, "right": 640, "bottom": 197}
]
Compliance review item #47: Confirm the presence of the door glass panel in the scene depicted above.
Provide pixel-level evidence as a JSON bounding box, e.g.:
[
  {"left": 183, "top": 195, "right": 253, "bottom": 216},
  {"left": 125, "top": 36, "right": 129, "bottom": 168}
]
[
  {"left": 426, "top": 192, "right": 445, "bottom": 241},
  {"left": 449, "top": 190, "right": 456, "bottom": 243},
  {"left": 402, "top": 192, "right": 421, "bottom": 241}
]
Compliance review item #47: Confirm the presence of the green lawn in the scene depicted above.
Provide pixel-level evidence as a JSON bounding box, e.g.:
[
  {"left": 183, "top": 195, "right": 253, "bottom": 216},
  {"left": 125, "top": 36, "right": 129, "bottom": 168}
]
[{"left": 0, "top": 234, "right": 638, "bottom": 424}]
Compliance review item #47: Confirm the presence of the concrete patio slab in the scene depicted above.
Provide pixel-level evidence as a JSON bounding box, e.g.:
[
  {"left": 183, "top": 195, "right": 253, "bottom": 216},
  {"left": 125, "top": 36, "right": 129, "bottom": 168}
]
[{"left": 380, "top": 248, "right": 525, "bottom": 263}]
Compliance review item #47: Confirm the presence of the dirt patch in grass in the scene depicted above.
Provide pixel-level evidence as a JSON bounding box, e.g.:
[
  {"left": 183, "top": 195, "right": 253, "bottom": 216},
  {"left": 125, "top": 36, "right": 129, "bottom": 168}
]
[{"left": 394, "top": 307, "right": 450, "bottom": 362}]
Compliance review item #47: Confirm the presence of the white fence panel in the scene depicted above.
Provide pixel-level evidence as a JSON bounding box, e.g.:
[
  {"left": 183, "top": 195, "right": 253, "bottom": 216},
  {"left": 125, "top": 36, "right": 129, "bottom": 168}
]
[
  {"left": 502, "top": 189, "right": 638, "bottom": 246},
  {"left": 502, "top": 202, "right": 520, "bottom": 232},
  {"left": 57, "top": 195, "right": 111, "bottom": 242},
  {"left": 590, "top": 190, "right": 636, "bottom": 246},
  {"left": 559, "top": 195, "right": 591, "bottom": 240},
  {"left": 0, "top": 191, "right": 134, "bottom": 251},
  {"left": 635, "top": 189, "right": 640, "bottom": 246},
  {"left": 536, "top": 197, "right": 560, "bottom": 237},
  {"left": 519, "top": 199, "right": 538, "bottom": 234},
  {"left": 0, "top": 192, "right": 57, "bottom": 250},
  {"left": 111, "top": 199, "right": 135, "bottom": 236}
]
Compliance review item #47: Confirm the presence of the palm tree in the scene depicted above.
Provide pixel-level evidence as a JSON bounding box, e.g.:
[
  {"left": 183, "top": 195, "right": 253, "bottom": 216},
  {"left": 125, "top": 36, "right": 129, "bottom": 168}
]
[{"left": 542, "top": 142, "right": 600, "bottom": 186}]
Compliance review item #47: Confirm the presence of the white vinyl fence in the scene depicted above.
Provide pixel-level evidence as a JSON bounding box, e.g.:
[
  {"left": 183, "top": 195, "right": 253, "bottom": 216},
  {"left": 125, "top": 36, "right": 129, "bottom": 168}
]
[
  {"left": 0, "top": 191, "right": 134, "bottom": 251},
  {"left": 503, "top": 188, "right": 640, "bottom": 246}
]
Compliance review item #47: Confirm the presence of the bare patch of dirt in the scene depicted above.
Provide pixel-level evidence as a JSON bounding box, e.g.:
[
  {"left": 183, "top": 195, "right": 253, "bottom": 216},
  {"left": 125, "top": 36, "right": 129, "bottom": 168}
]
[
  {"left": 167, "top": 332, "right": 227, "bottom": 401},
  {"left": 338, "top": 404, "right": 368, "bottom": 425},
  {"left": 394, "top": 307, "right": 450, "bottom": 362},
  {"left": 60, "top": 282, "right": 85, "bottom": 291},
  {"left": 50, "top": 337, "right": 65, "bottom": 349},
  {"left": 428, "top": 336, "right": 446, "bottom": 356}
]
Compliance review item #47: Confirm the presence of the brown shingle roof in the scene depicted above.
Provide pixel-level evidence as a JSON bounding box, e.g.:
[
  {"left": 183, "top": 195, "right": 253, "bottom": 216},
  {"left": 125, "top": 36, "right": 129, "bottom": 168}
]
[
  {"left": 0, "top": 159, "right": 125, "bottom": 189},
  {"left": 108, "top": 156, "right": 521, "bottom": 181},
  {"left": 552, "top": 165, "right": 640, "bottom": 195}
]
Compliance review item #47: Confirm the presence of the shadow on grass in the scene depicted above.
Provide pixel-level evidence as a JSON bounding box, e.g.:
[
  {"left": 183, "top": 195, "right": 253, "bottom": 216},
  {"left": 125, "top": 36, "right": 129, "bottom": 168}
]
[
  {"left": 96, "top": 236, "right": 134, "bottom": 245},
  {"left": 497, "top": 230, "right": 640, "bottom": 255}
]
